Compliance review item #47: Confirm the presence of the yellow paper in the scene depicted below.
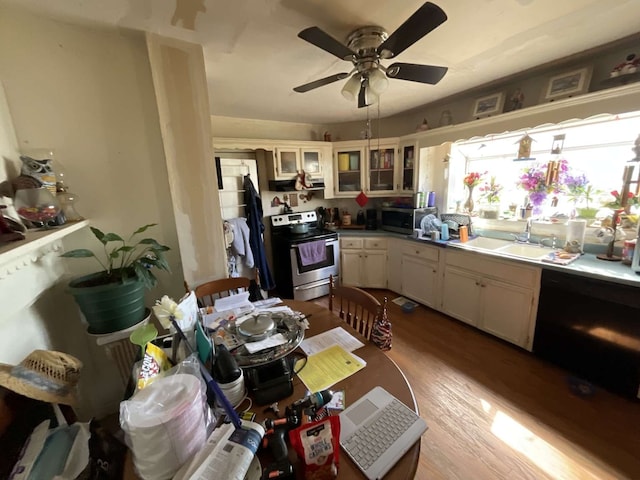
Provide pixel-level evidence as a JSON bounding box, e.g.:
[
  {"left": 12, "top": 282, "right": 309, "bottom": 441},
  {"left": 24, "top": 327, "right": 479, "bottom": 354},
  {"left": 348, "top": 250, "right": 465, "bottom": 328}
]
[{"left": 295, "top": 345, "right": 365, "bottom": 392}]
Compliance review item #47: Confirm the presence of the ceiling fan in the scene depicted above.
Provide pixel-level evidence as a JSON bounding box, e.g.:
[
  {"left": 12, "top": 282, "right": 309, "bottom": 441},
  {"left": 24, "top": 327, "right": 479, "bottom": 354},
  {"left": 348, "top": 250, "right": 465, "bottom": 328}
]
[{"left": 293, "top": 2, "right": 448, "bottom": 108}]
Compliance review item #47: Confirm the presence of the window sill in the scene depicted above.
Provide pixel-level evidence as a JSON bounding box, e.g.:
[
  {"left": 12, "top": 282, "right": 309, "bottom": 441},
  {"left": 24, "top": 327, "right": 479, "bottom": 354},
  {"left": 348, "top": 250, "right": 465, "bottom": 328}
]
[{"left": 0, "top": 220, "right": 89, "bottom": 279}]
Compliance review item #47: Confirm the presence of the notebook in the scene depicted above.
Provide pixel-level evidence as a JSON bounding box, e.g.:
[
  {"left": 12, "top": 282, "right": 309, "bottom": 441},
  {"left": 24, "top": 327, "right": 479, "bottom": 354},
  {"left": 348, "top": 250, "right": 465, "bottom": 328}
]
[{"left": 339, "top": 386, "right": 427, "bottom": 479}]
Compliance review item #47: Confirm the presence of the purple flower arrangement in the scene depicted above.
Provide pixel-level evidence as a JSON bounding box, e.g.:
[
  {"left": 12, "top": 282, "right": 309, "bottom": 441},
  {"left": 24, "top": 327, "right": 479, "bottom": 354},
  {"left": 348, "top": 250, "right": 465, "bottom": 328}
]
[{"left": 517, "top": 159, "right": 569, "bottom": 207}]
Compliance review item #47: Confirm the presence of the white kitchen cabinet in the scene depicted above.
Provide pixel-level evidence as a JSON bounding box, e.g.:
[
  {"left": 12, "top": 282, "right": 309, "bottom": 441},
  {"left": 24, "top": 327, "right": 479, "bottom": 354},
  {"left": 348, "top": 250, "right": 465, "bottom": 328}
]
[
  {"left": 401, "top": 242, "right": 441, "bottom": 309},
  {"left": 481, "top": 279, "right": 534, "bottom": 347},
  {"left": 274, "top": 146, "right": 325, "bottom": 180},
  {"left": 367, "top": 140, "right": 398, "bottom": 195},
  {"left": 339, "top": 237, "right": 387, "bottom": 288},
  {"left": 441, "top": 266, "right": 483, "bottom": 326},
  {"left": 441, "top": 249, "right": 540, "bottom": 350},
  {"left": 334, "top": 142, "right": 365, "bottom": 196},
  {"left": 386, "top": 237, "right": 402, "bottom": 293},
  {"left": 333, "top": 138, "right": 400, "bottom": 197},
  {"left": 398, "top": 140, "right": 418, "bottom": 193}
]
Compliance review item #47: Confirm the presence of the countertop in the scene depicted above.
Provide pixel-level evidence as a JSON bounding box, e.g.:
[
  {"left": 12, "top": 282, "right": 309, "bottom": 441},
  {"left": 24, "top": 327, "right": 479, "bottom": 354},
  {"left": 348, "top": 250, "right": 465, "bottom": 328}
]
[{"left": 334, "top": 228, "right": 640, "bottom": 288}]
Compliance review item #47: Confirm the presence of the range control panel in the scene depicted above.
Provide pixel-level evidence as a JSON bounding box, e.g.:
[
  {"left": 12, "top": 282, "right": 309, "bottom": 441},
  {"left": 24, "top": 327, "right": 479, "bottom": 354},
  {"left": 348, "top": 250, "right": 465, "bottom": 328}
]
[{"left": 271, "top": 211, "right": 317, "bottom": 226}]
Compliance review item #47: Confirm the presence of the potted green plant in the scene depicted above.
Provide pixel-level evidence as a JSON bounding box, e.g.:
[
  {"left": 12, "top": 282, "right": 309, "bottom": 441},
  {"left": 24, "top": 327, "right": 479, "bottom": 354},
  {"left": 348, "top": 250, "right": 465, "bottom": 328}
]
[{"left": 62, "top": 224, "right": 170, "bottom": 334}]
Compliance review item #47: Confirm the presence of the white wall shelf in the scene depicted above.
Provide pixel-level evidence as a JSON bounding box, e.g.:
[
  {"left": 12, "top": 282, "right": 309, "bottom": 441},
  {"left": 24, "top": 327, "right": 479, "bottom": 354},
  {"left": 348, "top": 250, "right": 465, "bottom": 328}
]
[{"left": 0, "top": 220, "right": 88, "bottom": 278}]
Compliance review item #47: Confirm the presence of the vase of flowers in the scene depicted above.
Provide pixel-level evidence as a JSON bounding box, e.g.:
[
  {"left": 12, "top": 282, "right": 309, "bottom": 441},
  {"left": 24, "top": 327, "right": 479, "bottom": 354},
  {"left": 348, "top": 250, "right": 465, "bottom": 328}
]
[
  {"left": 463, "top": 171, "right": 484, "bottom": 213},
  {"left": 517, "top": 160, "right": 567, "bottom": 215},
  {"left": 478, "top": 176, "right": 502, "bottom": 218},
  {"left": 606, "top": 190, "right": 638, "bottom": 213}
]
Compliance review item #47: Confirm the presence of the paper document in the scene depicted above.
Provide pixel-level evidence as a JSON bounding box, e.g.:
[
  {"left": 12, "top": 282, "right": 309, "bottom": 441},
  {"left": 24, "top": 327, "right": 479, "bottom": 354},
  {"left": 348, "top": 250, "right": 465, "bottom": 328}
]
[
  {"left": 296, "top": 345, "right": 365, "bottom": 392},
  {"left": 300, "top": 326, "right": 365, "bottom": 355},
  {"left": 173, "top": 420, "right": 264, "bottom": 480},
  {"left": 243, "top": 333, "right": 289, "bottom": 354},
  {"left": 214, "top": 292, "right": 251, "bottom": 312},
  {"left": 251, "top": 297, "right": 283, "bottom": 308}
]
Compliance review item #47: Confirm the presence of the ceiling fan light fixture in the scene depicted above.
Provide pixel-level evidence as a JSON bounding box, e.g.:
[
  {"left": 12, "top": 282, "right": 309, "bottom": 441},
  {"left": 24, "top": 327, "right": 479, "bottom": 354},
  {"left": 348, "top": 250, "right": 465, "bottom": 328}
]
[
  {"left": 341, "top": 74, "right": 362, "bottom": 101},
  {"left": 367, "top": 68, "right": 389, "bottom": 95}
]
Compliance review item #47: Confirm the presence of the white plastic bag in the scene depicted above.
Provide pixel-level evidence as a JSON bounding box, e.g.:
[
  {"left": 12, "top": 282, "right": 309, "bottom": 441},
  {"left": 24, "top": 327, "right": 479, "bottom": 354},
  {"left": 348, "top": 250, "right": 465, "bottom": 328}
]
[{"left": 119, "top": 355, "right": 214, "bottom": 480}]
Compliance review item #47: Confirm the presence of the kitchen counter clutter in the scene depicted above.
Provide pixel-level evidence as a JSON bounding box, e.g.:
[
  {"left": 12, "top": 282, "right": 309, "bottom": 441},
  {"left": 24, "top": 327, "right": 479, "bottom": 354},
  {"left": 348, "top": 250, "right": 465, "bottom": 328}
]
[
  {"left": 337, "top": 228, "right": 640, "bottom": 287},
  {"left": 336, "top": 228, "right": 640, "bottom": 398}
]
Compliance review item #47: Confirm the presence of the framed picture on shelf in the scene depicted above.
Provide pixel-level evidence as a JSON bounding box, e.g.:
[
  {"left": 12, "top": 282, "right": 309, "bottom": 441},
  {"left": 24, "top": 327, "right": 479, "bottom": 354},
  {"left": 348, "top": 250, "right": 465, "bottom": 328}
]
[
  {"left": 471, "top": 92, "right": 505, "bottom": 119},
  {"left": 542, "top": 66, "right": 592, "bottom": 102}
]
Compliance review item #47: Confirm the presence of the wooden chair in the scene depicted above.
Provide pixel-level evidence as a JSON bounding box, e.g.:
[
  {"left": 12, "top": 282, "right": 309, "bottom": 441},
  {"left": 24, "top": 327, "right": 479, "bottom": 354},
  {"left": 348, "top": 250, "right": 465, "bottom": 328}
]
[
  {"left": 329, "top": 275, "right": 387, "bottom": 340},
  {"left": 185, "top": 277, "right": 251, "bottom": 307}
]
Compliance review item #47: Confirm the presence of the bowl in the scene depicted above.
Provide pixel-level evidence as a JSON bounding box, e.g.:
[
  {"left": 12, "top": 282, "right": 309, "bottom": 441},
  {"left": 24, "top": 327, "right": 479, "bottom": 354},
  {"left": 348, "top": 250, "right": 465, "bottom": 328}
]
[{"left": 402, "top": 302, "right": 416, "bottom": 313}]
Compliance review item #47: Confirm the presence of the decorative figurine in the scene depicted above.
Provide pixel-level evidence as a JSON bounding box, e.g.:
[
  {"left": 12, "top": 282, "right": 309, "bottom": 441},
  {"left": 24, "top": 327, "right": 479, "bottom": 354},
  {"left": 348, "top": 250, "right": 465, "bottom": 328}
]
[
  {"left": 18, "top": 153, "right": 57, "bottom": 195},
  {"left": 508, "top": 88, "right": 525, "bottom": 111}
]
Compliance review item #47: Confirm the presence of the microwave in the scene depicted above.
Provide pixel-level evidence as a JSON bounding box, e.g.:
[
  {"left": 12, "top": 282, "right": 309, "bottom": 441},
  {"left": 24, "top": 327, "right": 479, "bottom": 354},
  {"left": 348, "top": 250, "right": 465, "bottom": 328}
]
[{"left": 380, "top": 207, "right": 438, "bottom": 234}]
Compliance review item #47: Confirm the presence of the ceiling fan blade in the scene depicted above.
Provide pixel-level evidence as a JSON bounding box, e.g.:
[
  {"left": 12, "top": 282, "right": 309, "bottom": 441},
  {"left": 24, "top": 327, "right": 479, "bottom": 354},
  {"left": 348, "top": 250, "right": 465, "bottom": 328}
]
[
  {"left": 293, "top": 73, "right": 350, "bottom": 93},
  {"left": 298, "top": 27, "right": 355, "bottom": 60},
  {"left": 377, "top": 2, "right": 447, "bottom": 59},
  {"left": 386, "top": 63, "right": 448, "bottom": 85}
]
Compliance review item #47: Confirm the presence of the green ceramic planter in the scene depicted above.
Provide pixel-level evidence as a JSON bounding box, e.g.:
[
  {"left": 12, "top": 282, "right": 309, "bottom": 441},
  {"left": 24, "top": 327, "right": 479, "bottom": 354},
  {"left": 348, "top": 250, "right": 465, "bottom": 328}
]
[{"left": 67, "top": 272, "right": 146, "bottom": 334}]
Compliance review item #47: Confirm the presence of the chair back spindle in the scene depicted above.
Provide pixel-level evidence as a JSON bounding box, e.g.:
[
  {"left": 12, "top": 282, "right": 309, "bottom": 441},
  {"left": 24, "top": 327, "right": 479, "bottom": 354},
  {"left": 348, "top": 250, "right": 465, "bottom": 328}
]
[{"left": 329, "top": 275, "right": 386, "bottom": 341}]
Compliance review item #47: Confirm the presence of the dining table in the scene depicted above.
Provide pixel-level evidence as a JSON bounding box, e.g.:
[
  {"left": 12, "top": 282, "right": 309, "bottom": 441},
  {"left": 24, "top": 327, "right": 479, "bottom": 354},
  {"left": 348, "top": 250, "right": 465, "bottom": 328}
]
[
  {"left": 256, "top": 299, "right": 421, "bottom": 480},
  {"left": 122, "top": 299, "right": 421, "bottom": 480}
]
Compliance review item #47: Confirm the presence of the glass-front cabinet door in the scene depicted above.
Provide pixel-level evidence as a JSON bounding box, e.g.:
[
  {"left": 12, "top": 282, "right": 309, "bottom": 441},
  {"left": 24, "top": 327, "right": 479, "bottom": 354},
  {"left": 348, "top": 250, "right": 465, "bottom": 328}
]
[
  {"left": 399, "top": 142, "right": 417, "bottom": 192},
  {"left": 334, "top": 143, "right": 364, "bottom": 196},
  {"left": 301, "top": 148, "right": 323, "bottom": 179},
  {"left": 274, "top": 147, "right": 299, "bottom": 179},
  {"left": 368, "top": 143, "right": 396, "bottom": 193}
]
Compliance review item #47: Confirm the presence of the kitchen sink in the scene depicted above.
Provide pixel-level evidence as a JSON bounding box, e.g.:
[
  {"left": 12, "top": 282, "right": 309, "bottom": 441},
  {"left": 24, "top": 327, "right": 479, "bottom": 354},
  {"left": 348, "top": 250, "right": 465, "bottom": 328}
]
[
  {"left": 463, "top": 237, "right": 512, "bottom": 250},
  {"left": 495, "top": 243, "right": 550, "bottom": 259}
]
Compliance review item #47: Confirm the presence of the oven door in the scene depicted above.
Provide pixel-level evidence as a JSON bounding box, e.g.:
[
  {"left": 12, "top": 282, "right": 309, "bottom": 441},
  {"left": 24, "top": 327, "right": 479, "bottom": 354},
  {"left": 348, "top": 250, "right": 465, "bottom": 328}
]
[{"left": 289, "top": 238, "right": 339, "bottom": 287}]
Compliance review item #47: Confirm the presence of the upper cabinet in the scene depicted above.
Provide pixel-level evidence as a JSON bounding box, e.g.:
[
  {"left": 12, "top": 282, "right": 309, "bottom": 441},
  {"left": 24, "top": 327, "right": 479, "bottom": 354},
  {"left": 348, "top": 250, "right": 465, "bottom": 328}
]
[
  {"left": 398, "top": 140, "right": 418, "bottom": 193},
  {"left": 334, "top": 141, "right": 365, "bottom": 196},
  {"left": 368, "top": 140, "right": 397, "bottom": 194},
  {"left": 333, "top": 138, "right": 400, "bottom": 197},
  {"left": 273, "top": 146, "right": 325, "bottom": 181}
]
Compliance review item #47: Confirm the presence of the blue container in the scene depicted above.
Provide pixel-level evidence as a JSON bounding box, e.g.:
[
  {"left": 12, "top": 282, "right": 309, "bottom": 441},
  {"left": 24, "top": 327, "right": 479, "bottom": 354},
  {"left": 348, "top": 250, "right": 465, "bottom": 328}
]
[
  {"left": 440, "top": 223, "right": 449, "bottom": 241},
  {"left": 427, "top": 191, "right": 436, "bottom": 207}
]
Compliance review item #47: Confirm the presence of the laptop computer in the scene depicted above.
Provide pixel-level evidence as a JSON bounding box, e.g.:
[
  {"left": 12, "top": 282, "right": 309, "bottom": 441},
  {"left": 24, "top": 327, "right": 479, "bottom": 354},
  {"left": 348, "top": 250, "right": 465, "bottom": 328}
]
[{"left": 339, "top": 386, "right": 427, "bottom": 479}]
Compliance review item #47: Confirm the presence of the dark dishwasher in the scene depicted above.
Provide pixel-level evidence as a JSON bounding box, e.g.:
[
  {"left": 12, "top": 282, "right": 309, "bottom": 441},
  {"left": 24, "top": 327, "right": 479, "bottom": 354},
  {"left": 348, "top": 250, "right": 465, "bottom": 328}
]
[{"left": 534, "top": 269, "right": 640, "bottom": 399}]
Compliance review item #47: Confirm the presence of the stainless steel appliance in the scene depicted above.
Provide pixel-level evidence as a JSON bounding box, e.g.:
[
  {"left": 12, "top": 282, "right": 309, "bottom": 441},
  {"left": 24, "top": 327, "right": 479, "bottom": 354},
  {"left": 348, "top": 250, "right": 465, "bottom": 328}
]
[
  {"left": 380, "top": 207, "right": 438, "bottom": 234},
  {"left": 270, "top": 211, "right": 339, "bottom": 301}
]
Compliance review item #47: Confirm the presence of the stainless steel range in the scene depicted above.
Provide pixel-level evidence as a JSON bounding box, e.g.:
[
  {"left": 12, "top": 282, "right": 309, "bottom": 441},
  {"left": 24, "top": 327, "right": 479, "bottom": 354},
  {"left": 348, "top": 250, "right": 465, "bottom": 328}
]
[{"left": 270, "top": 211, "right": 339, "bottom": 301}]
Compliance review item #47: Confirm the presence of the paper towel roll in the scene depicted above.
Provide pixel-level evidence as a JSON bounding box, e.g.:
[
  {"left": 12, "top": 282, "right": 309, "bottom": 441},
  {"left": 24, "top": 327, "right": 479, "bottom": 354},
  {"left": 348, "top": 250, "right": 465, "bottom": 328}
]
[
  {"left": 566, "top": 219, "right": 587, "bottom": 252},
  {"left": 121, "top": 373, "right": 206, "bottom": 479}
]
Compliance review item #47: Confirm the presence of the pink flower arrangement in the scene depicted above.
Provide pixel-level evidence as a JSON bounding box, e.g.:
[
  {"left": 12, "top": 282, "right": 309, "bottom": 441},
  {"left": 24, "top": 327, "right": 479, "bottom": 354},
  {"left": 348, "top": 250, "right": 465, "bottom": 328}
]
[{"left": 463, "top": 171, "right": 485, "bottom": 188}]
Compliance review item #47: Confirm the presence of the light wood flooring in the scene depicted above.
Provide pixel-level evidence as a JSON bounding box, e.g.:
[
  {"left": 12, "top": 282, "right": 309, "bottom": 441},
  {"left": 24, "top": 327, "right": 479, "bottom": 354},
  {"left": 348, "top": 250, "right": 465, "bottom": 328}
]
[{"left": 312, "top": 290, "right": 640, "bottom": 480}]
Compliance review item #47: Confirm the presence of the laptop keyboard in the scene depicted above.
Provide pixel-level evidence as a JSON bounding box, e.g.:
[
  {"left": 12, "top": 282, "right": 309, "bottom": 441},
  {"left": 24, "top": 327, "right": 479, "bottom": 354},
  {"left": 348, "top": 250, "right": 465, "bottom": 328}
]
[{"left": 342, "top": 398, "right": 420, "bottom": 470}]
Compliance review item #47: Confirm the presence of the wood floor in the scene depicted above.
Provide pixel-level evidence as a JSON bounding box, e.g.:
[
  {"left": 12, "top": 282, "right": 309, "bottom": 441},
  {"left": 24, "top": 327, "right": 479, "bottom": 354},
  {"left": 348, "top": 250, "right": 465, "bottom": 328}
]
[{"left": 312, "top": 290, "right": 640, "bottom": 480}]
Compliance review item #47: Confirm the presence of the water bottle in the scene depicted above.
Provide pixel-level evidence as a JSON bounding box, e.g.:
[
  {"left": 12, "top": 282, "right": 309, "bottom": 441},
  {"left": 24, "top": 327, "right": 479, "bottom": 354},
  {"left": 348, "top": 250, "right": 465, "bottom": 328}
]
[{"left": 427, "top": 191, "right": 436, "bottom": 207}]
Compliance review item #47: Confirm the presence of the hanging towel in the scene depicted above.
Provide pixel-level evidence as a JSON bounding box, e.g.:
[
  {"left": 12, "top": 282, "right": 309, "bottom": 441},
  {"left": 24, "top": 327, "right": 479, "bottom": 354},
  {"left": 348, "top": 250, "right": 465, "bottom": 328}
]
[
  {"left": 228, "top": 217, "right": 254, "bottom": 269},
  {"left": 298, "top": 240, "right": 327, "bottom": 266}
]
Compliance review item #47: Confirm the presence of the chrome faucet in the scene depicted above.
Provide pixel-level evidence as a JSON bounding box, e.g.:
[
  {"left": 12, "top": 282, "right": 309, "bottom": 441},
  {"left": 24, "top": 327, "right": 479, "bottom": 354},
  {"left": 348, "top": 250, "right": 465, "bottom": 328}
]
[
  {"left": 512, "top": 217, "right": 535, "bottom": 243},
  {"left": 540, "top": 235, "right": 557, "bottom": 249}
]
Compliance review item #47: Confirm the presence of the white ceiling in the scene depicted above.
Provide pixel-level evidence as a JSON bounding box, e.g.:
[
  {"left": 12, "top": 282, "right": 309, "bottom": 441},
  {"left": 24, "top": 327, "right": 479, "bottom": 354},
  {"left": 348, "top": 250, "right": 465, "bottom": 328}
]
[{"left": 4, "top": 0, "right": 640, "bottom": 124}]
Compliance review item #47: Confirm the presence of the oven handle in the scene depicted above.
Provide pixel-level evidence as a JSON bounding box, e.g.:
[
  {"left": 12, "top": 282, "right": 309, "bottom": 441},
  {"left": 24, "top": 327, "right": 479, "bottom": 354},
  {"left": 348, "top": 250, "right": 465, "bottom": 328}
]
[
  {"left": 291, "top": 239, "right": 338, "bottom": 249},
  {"left": 294, "top": 277, "right": 338, "bottom": 291}
]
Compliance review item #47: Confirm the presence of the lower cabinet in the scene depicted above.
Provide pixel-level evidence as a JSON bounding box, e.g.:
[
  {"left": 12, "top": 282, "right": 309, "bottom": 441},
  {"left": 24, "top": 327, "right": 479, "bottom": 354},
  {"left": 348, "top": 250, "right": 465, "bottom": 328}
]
[
  {"left": 340, "top": 237, "right": 387, "bottom": 288},
  {"left": 441, "top": 250, "right": 540, "bottom": 350},
  {"left": 401, "top": 242, "right": 441, "bottom": 309},
  {"left": 386, "top": 237, "right": 402, "bottom": 293}
]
